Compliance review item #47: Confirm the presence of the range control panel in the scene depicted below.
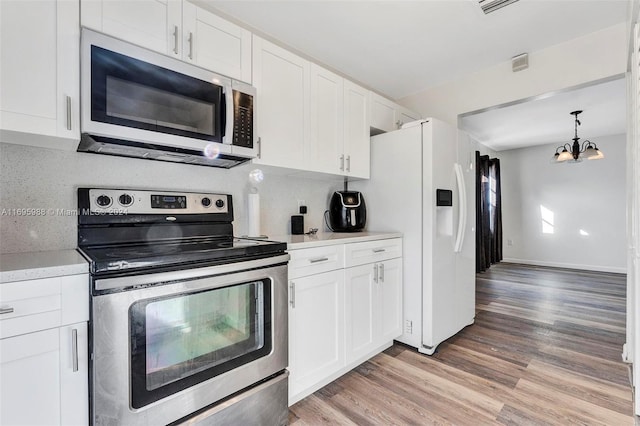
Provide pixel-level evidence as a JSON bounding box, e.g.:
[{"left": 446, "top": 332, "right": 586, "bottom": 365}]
[{"left": 88, "top": 189, "right": 229, "bottom": 214}]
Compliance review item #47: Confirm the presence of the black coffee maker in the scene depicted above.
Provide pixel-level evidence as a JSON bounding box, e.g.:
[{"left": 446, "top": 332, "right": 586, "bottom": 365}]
[{"left": 329, "top": 191, "right": 366, "bottom": 232}]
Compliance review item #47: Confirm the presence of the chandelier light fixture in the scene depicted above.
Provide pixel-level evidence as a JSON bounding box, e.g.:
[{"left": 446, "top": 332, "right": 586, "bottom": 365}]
[{"left": 551, "top": 110, "right": 604, "bottom": 163}]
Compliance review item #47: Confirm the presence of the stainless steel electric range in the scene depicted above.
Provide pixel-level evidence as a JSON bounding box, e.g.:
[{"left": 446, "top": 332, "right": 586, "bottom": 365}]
[{"left": 77, "top": 188, "right": 289, "bottom": 426}]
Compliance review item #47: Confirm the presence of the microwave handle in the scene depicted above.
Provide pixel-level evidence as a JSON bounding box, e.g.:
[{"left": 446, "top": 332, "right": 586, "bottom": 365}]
[{"left": 223, "top": 84, "right": 234, "bottom": 143}]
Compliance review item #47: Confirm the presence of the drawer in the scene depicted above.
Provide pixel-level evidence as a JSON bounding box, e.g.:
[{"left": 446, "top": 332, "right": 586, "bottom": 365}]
[
  {"left": 0, "top": 274, "right": 89, "bottom": 339},
  {"left": 288, "top": 245, "right": 345, "bottom": 279},
  {"left": 345, "top": 238, "right": 402, "bottom": 268}
]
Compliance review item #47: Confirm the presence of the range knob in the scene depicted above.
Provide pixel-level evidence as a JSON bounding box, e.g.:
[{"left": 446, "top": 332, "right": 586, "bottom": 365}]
[
  {"left": 96, "top": 195, "right": 112, "bottom": 207},
  {"left": 215, "top": 199, "right": 225, "bottom": 208},
  {"left": 201, "top": 197, "right": 211, "bottom": 207},
  {"left": 118, "top": 193, "right": 133, "bottom": 206}
]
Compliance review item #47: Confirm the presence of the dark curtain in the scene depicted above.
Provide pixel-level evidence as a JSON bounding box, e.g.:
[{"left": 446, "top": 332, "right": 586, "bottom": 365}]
[{"left": 476, "top": 152, "right": 503, "bottom": 273}]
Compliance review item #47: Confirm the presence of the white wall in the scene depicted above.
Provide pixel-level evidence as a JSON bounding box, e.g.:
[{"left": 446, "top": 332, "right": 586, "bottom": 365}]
[
  {"left": 498, "top": 134, "right": 627, "bottom": 273},
  {"left": 399, "top": 23, "right": 627, "bottom": 126},
  {"left": 0, "top": 142, "right": 343, "bottom": 253}
]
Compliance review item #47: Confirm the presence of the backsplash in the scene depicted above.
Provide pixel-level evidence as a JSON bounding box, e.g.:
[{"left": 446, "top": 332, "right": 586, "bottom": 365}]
[{"left": 0, "top": 142, "right": 343, "bottom": 253}]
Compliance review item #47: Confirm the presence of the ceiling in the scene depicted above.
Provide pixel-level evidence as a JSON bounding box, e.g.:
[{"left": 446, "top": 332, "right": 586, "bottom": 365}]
[
  {"left": 200, "top": 0, "right": 628, "bottom": 151},
  {"left": 459, "top": 77, "right": 627, "bottom": 151}
]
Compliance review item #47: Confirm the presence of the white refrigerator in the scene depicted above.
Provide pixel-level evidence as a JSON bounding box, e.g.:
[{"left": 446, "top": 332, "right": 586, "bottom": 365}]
[{"left": 352, "top": 118, "right": 476, "bottom": 354}]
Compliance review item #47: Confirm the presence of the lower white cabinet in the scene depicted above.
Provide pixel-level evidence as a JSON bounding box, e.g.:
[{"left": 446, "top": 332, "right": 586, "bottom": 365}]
[
  {"left": 0, "top": 322, "right": 88, "bottom": 426},
  {"left": 345, "top": 257, "right": 403, "bottom": 364},
  {"left": 0, "top": 274, "right": 89, "bottom": 425},
  {"left": 287, "top": 237, "right": 402, "bottom": 405},
  {"left": 288, "top": 270, "right": 345, "bottom": 400}
]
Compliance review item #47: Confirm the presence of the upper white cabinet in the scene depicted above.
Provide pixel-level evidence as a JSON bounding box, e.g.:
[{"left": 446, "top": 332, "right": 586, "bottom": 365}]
[
  {"left": 81, "top": 0, "right": 182, "bottom": 58},
  {"left": 343, "top": 81, "right": 370, "bottom": 179},
  {"left": 252, "top": 36, "right": 309, "bottom": 169},
  {"left": 182, "top": 2, "right": 252, "bottom": 82},
  {"left": 307, "top": 64, "right": 344, "bottom": 175},
  {"left": 81, "top": 0, "right": 252, "bottom": 82},
  {"left": 370, "top": 92, "right": 420, "bottom": 133},
  {"left": 0, "top": 0, "right": 79, "bottom": 149}
]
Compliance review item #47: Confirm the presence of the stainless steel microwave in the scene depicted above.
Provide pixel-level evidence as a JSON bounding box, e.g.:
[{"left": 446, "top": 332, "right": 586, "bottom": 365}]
[{"left": 79, "top": 29, "right": 256, "bottom": 168}]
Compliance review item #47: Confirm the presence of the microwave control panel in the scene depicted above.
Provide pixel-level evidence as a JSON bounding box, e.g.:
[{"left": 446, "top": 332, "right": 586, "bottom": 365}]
[{"left": 232, "top": 90, "right": 254, "bottom": 149}]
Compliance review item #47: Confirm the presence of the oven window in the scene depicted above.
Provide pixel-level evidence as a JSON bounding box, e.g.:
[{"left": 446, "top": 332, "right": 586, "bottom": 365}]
[
  {"left": 129, "top": 279, "right": 272, "bottom": 408},
  {"left": 91, "top": 45, "right": 223, "bottom": 142}
]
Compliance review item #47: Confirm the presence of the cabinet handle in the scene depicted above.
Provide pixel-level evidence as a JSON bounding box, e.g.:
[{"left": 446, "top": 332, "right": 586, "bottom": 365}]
[
  {"left": 66, "top": 96, "right": 72, "bottom": 130},
  {"left": 188, "top": 32, "right": 193, "bottom": 59},
  {"left": 339, "top": 155, "right": 345, "bottom": 171},
  {"left": 373, "top": 248, "right": 386, "bottom": 253},
  {"left": 257, "top": 137, "right": 262, "bottom": 159},
  {"left": 173, "top": 25, "right": 179, "bottom": 54},
  {"left": 290, "top": 282, "right": 296, "bottom": 308},
  {"left": 379, "top": 263, "right": 385, "bottom": 283},
  {"left": 309, "top": 257, "right": 329, "bottom": 263},
  {"left": 71, "top": 328, "right": 79, "bottom": 372},
  {"left": 373, "top": 264, "right": 378, "bottom": 283},
  {"left": 346, "top": 155, "right": 351, "bottom": 172},
  {"left": 396, "top": 120, "right": 403, "bottom": 129},
  {"left": 0, "top": 306, "right": 14, "bottom": 315}
]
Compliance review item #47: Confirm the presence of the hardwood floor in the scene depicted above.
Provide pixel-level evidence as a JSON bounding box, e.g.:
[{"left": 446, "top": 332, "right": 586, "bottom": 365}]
[{"left": 289, "top": 262, "right": 634, "bottom": 425}]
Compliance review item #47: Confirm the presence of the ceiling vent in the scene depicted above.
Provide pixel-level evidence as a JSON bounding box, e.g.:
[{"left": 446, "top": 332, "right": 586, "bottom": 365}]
[
  {"left": 478, "top": 0, "right": 520, "bottom": 14},
  {"left": 511, "top": 53, "right": 529, "bottom": 72}
]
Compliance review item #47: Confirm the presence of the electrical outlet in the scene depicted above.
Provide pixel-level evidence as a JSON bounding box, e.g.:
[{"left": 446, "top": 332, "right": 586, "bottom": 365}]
[
  {"left": 507, "top": 239, "right": 513, "bottom": 246},
  {"left": 405, "top": 320, "right": 413, "bottom": 334}
]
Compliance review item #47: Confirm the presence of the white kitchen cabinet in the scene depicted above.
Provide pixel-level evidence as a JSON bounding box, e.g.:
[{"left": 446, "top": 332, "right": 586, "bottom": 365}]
[
  {"left": 0, "top": 0, "right": 79, "bottom": 149},
  {"left": 0, "top": 274, "right": 89, "bottom": 425},
  {"left": 288, "top": 270, "right": 345, "bottom": 402},
  {"left": 370, "top": 91, "right": 421, "bottom": 134},
  {"left": 308, "top": 64, "right": 344, "bottom": 175},
  {"left": 344, "top": 238, "right": 403, "bottom": 364},
  {"left": 81, "top": 1, "right": 252, "bottom": 82},
  {"left": 343, "top": 81, "right": 371, "bottom": 179},
  {"left": 81, "top": 0, "right": 182, "bottom": 58},
  {"left": 182, "top": 1, "right": 252, "bottom": 82},
  {"left": 252, "top": 35, "right": 309, "bottom": 169},
  {"left": 370, "top": 92, "right": 397, "bottom": 133},
  {"left": 286, "top": 236, "right": 402, "bottom": 405}
]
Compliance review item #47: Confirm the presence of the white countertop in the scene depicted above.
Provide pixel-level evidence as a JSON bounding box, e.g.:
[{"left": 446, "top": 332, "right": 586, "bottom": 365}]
[
  {"left": 0, "top": 249, "right": 89, "bottom": 283},
  {"left": 268, "top": 231, "right": 402, "bottom": 250}
]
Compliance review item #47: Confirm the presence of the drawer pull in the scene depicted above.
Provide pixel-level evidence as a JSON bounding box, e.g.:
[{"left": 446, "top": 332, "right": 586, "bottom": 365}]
[
  {"left": 309, "top": 257, "right": 329, "bottom": 264},
  {"left": 373, "top": 248, "right": 386, "bottom": 253},
  {"left": 290, "top": 282, "right": 296, "bottom": 308},
  {"left": 72, "top": 328, "right": 79, "bottom": 372},
  {"left": 0, "top": 307, "right": 14, "bottom": 314}
]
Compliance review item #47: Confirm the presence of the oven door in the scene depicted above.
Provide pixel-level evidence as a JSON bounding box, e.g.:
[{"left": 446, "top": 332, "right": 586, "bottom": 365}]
[{"left": 91, "top": 255, "right": 288, "bottom": 426}]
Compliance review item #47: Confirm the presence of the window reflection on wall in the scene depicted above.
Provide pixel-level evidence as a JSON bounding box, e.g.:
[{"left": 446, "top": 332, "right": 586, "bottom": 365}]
[{"left": 540, "top": 205, "right": 554, "bottom": 234}]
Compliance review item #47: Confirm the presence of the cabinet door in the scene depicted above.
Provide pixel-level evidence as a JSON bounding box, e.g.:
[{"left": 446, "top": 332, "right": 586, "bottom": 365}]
[
  {"left": 60, "top": 322, "right": 89, "bottom": 426},
  {"left": 308, "top": 64, "right": 344, "bottom": 175},
  {"left": 377, "top": 258, "right": 403, "bottom": 344},
  {"left": 182, "top": 2, "right": 252, "bottom": 82},
  {"left": 1, "top": 329, "right": 61, "bottom": 425},
  {"left": 369, "top": 92, "right": 396, "bottom": 133},
  {"left": 252, "top": 36, "right": 309, "bottom": 169},
  {"left": 344, "top": 263, "right": 376, "bottom": 364},
  {"left": 81, "top": 0, "right": 182, "bottom": 57},
  {"left": 0, "top": 0, "right": 79, "bottom": 147},
  {"left": 289, "top": 271, "right": 345, "bottom": 402},
  {"left": 344, "top": 81, "right": 370, "bottom": 179}
]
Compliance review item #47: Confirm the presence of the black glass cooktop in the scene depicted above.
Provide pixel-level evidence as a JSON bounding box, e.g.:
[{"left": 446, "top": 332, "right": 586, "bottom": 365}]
[{"left": 79, "top": 237, "right": 287, "bottom": 274}]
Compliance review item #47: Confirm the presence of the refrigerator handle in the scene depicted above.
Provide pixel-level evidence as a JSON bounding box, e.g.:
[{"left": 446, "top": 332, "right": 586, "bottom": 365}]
[{"left": 454, "top": 163, "right": 467, "bottom": 253}]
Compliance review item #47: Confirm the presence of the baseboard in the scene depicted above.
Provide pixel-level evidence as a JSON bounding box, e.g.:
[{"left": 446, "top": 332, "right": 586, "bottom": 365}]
[{"left": 502, "top": 258, "right": 627, "bottom": 274}]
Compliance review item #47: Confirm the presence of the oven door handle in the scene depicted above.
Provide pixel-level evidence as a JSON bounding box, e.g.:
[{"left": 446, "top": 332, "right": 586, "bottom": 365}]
[{"left": 93, "top": 254, "right": 290, "bottom": 292}]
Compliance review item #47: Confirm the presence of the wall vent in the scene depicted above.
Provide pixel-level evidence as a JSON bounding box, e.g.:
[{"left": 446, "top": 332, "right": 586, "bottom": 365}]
[
  {"left": 479, "top": 0, "right": 520, "bottom": 14},
  {"left": 511, "top": 53, "right": 529, "bottom": 72}
]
